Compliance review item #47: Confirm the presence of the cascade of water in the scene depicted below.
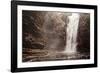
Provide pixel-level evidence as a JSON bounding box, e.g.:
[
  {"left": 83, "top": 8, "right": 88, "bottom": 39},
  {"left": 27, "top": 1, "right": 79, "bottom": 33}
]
[{"left": 64, "top": 13, "right": 80, "bottom": 54}]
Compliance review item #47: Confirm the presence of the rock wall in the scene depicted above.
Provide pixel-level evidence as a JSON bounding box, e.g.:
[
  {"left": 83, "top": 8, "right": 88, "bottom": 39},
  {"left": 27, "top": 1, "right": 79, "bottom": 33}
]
[
  {"left": 77, "top": 13, "right": 90, "bottom": 54},
  {"left": 22, "top": 11, "right": 69, "bottom": 51}
]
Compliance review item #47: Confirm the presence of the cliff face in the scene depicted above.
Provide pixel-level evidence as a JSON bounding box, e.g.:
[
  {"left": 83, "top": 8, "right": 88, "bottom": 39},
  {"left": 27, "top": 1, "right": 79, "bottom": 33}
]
[
  {"left": 22, "top": 11, "right": 70, "bottom": 51},
  {"left": 22, "top": 11, "right": 46, "bottom": 49},
  {"left": 77, "top": 13, "right": 90, "bottom": 54}
]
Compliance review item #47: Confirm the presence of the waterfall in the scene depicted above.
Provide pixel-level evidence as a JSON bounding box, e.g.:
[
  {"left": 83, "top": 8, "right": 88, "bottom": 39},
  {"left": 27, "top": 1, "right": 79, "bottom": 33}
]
[{"left": 64, "top": 13, "right": 80, "bottom": 54}]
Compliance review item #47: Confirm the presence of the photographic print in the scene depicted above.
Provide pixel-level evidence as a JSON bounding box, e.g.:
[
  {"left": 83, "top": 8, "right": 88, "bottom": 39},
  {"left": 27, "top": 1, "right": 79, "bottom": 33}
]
[
  {"left": 22, "top": 11, "right": 90, "bottom": 62},
  {"left": 11, "top": 1, "right": 97, "bottom": 72}
]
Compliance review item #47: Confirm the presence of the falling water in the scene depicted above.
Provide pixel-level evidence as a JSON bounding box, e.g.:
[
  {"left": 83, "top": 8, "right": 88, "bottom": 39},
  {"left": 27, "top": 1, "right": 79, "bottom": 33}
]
[{"left": 64, "top": 13, "right": 80, "bottom": 54}]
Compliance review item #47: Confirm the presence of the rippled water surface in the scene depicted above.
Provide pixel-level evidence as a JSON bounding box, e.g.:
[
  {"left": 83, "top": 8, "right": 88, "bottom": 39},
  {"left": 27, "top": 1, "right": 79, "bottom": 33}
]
[{"left": 23, "top": 49, "right": 90, "bottom": 62}]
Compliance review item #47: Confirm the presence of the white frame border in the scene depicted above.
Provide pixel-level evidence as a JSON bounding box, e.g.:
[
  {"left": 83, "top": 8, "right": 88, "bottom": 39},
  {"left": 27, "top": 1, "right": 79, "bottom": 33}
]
[{"left": 17, "top": 5, "right": 94, "bottom": 68}]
